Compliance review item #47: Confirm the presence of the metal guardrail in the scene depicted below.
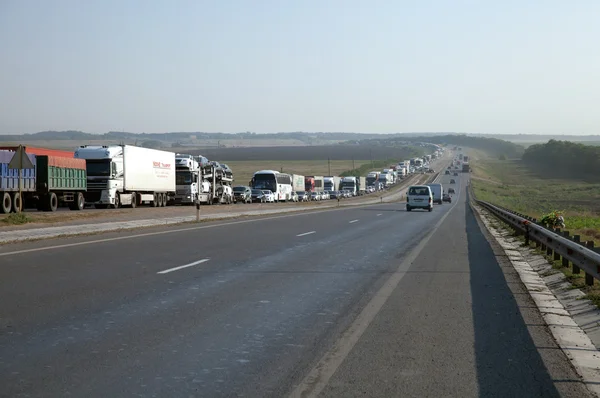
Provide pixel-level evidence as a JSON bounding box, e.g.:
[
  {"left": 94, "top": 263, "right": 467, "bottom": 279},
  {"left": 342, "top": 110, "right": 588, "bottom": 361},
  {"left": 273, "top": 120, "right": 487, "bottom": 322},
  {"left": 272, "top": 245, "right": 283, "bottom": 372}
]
[{"left": 468, "top": 181, "right": 600, "bottom": 286}]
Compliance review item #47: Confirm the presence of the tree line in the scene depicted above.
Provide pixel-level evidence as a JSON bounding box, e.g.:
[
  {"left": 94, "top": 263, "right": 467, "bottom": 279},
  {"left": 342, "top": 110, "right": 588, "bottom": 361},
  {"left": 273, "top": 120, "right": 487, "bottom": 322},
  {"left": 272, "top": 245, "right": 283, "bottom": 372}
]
[{"left": 522, "top": 139, "right": 600, "bottom": 181}]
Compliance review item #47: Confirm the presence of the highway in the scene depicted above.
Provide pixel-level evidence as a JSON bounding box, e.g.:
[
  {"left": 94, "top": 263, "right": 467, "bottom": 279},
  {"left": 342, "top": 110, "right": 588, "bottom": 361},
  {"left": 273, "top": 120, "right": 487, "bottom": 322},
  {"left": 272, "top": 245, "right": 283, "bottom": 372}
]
[{"left": 0, "top": 173, "right": 592, "bottom": 397}]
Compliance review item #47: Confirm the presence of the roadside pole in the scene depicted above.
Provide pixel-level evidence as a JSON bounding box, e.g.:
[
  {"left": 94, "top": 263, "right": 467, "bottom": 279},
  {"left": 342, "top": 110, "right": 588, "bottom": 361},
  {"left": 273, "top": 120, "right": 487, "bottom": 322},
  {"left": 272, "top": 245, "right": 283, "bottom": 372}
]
[{"left": 195, "top": 194, "right": 200, "bottom": 222}]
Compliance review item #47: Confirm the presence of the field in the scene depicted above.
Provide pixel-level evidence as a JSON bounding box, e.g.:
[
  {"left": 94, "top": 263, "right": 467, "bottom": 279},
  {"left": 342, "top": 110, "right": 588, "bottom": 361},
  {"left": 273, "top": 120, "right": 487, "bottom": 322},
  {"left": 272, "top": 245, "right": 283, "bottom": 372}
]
[
  {"left": 470, "top": 151, "right": 600, "bottom": 244},
  {"left": 224, "top": 160, "right": 374, "bottom": 186}
]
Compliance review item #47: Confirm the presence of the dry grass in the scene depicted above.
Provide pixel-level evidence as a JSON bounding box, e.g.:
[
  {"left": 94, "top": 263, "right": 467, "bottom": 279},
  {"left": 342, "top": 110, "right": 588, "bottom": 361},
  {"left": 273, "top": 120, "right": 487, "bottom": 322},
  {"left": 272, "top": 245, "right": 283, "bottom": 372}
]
[{"left": 0, "top": 209, "right": 131, "bottom": 226}]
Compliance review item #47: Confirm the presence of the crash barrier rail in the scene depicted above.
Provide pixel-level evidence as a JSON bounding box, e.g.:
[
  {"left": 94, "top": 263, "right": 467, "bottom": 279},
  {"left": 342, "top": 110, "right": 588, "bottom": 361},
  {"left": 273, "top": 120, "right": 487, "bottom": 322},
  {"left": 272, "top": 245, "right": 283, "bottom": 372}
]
[{"left": 468, "top": 182, "right": 600, "bottom": 286}]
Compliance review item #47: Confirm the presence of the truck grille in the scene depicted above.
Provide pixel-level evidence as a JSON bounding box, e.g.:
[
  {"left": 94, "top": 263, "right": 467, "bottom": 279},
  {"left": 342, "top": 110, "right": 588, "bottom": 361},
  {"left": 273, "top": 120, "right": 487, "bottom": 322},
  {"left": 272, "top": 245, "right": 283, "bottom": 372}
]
[{"left": 87, "top": 181, "right": 107, "bottom": 192}]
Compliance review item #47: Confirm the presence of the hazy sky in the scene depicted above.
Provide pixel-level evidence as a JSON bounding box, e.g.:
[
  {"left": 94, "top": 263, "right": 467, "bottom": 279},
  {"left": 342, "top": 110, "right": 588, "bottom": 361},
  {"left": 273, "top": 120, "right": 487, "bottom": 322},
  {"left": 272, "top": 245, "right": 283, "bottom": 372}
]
[{"left": 1, "top": 0, "right": 599, "bottom": 135}]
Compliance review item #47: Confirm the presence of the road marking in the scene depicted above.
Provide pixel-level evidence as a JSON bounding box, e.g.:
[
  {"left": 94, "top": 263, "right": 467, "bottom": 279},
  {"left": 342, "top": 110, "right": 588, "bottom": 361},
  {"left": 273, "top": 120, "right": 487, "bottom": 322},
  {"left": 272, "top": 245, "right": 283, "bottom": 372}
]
[
  {"left": 157, "top": 259, "right": 209, "bottom": 274},
  {"left": 376, "top": 213, "right": 382, "bottom": 216},
  {"left": 296, "top": 231, "right": 316, "bottom": 237},
  {"left": 288, "top": 188, "right": 460, "bottom": 398},
  {"left": 349, "top": 219, "right": 359, "bottom": 224}
]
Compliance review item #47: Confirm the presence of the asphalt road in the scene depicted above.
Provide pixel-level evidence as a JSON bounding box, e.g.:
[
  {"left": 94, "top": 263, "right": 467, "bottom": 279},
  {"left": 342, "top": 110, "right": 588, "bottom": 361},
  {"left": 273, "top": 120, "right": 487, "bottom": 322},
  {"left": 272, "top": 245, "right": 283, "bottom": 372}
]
[{"left": 0, "top": 172, "right": 592, "bottom": 397}]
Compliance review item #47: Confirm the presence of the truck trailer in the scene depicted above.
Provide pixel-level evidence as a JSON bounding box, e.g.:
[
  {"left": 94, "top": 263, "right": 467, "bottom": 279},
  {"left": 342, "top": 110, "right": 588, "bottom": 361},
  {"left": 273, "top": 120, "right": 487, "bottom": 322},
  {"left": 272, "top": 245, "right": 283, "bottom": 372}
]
[
  {"left": 74, "top": 145, "right": 176, "bottom": 209},
  {"left": 290, "top": 174, "right": 305, "bottom": 193},
  {"left": 1, "top": 150, "right": 87, "bottom": 213}
]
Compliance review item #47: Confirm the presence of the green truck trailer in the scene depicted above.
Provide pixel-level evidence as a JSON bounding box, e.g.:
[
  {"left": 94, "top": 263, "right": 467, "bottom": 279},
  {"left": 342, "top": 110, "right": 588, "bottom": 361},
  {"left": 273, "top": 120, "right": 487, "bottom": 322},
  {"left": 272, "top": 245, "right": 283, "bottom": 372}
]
[{"left": 1, "top": 151, "right": 87, "bottom": 213}]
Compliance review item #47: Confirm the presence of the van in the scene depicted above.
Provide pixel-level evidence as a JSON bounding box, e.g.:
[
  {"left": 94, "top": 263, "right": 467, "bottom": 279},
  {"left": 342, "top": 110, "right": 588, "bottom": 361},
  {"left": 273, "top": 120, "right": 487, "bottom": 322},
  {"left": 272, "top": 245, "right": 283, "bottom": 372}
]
[
  {"left": 406, "top": 185, "right": 433, "bottom": 212},
  {"left": 427, "top": 183, "right": 443, "bottom": 205}
]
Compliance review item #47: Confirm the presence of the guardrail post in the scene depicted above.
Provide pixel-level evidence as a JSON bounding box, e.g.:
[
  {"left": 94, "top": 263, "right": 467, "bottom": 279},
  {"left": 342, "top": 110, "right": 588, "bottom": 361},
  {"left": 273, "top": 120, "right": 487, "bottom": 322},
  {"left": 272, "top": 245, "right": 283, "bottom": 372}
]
[
  {"left": 585, "top": 241, "right": 595, "bottom": 286},
  {"left": 572, "top": 235, "right": 581, "bottom": 274},
  {"left": 546, "top": 243, "right": 553, "bottom": 256},
  {"left": 561, "top": 231, "right": 570, "bottom": 267}
]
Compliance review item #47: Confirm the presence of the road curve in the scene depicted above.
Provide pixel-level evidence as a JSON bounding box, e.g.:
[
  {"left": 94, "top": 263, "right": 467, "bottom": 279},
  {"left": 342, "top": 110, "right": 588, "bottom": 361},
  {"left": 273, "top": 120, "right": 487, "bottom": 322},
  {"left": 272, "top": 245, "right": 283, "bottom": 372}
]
[{"left": 0, "top": 173, "right": 591, "bottom": 397}]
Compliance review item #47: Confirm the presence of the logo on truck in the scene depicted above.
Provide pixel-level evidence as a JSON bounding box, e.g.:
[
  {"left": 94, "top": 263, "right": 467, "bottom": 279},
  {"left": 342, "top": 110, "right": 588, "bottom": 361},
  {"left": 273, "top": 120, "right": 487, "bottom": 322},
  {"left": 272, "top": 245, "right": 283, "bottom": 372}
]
[{"left": 153, "top": 161, "right": 172, "bottom": 169}]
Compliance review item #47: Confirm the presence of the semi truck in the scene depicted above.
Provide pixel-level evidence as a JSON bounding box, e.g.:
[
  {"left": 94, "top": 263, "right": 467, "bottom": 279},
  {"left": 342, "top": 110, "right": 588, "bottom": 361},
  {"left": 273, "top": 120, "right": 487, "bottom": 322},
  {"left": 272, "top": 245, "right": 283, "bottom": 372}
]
[
  {"left": 340, "top": 176, "right": 358, "bottom": 195},
  {"left": 74, "top": 145, "right": 176, "bottom": 209},
  {"left": 305, "top": 176, "right": 315, "bottom": 192},
  {"left": 197, "top": 161, "right": 234, "bottom": 204},
  {"left": 175, "top": 154, "right": 200, "bottom": 205},
  {"left": 462, "top": 162, "right": 470, "bottom": 173},
  {"left": 323, "top": 176, "right": 341, "bottom": 192},
  {"left": 290, "top": 174, "right": 305, "bottom": 193},
  {"left": 1, "top": 150, "right": 87, "bottom": 213},
  {"left": 313, "top": 176, "right": 324, "bottom": 192},
  {"left": 366, "top": 171, "right": 380, "bottom": 187}
]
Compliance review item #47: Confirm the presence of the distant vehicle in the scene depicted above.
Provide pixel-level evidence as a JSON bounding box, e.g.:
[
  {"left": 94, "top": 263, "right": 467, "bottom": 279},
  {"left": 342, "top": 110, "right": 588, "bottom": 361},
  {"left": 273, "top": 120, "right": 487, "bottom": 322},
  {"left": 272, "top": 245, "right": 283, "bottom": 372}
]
[
  {"left": 233, "top": 186, "right": 252, "bottom": 204},
  {"left": 321, "top": 191, "right": 330, "bottom": 200},
  {"left": 310, "top": 191, "right": 321, "bottom": 201},
  {"left": 448, "top": 188, "right": 455, "bottom": 194},
  {"left": 251, "top": 189, "right": 266, "bottom": 203},
  {"left": 406, "top": 185, "right": 433, "bottom": 212},
  {"left": 297, "top": 191, "right": 310, "bottom": 202},
  {"left": 453, "top": 172, "right": 458, "bottom": 176},
  {"left": 290, "top": 191, "right": 299, "bottom": 202},
  {"left": 262, "top": 190, "right": 276, "bottom": 203},
  {"left": 445, "top": 170, "right": 450, "bottom": 175},
  {"left": 426, "top": 183, "right": 443, "bottom": 205},
  {"left": 443, "top": 193, "right": 452, "bottom": 203},
  {"left": 450, "top": 179, "right": 456, "bottom": 184}
]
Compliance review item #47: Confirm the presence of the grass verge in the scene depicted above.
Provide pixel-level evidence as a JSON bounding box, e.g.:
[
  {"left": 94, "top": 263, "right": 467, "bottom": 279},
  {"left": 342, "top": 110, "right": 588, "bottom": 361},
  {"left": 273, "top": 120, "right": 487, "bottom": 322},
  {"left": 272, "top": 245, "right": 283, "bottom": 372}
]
[{"left": 1, "top": 213, "right": 31, "bottom": 225}]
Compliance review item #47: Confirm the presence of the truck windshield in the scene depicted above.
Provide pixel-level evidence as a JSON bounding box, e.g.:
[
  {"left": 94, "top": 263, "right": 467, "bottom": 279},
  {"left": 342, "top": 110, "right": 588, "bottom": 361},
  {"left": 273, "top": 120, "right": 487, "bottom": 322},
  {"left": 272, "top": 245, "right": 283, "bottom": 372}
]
[
  {"left": 86, "top": 160, "right": 110, "bottom": 177},
  {"left": 176, "top": 171, "right": 193, "bottom": 185}
]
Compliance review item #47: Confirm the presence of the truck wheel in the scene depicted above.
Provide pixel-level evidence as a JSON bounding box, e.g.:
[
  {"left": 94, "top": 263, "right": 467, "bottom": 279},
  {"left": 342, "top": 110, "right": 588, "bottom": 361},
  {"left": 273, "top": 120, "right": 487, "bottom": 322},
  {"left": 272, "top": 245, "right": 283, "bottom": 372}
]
[
  {"left": 162, "top": 193, "right": 168, "bottom": 207},
  {"left": 69, "top": 192, "right": 85, "bottom": 211},
  {"left": 129, "top": 192, "right": 137, "bottom": 208},
  {"left": 11, "top": 192, "right": 22, "bottom": 213},
  {"left": 48, "top": 192, "right": 58, "bottom": 212},
  {"left": 113, "top": 193, "right": 121, "bottom": 209},
  {"left": 1, "top": 192, "right": 12, "bottom": 214},
  {"left": 152, "top": 193, "right": 159, "bottom": 207}
]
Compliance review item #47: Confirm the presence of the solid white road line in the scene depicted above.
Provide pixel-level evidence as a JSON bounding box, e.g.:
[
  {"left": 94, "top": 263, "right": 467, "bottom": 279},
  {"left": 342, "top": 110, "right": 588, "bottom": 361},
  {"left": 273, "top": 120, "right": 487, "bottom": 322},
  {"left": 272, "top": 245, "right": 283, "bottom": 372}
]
[
  {"left": 376, "top": 213, "right": 382, "bottom": 216},
  {"left": 349, "top": 219, "right": 359, "bottom": 224},
  {"left": 296, "top": 231, "right": 316, "bottom": 237},
  {"left": 157, "top": 259, "right": 209, "bottom": 275}
]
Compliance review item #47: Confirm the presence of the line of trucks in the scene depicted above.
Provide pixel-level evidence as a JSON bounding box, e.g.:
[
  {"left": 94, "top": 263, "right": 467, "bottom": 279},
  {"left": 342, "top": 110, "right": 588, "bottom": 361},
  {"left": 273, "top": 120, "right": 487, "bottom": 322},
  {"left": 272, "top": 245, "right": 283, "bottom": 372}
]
[{"left": 0, "top": 144, "right": 235, "bottom": 213}]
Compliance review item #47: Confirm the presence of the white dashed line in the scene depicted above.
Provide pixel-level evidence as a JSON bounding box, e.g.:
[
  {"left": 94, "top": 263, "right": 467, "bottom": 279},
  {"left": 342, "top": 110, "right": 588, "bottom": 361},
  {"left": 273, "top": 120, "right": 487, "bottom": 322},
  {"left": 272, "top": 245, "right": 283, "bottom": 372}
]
[
  {"left": 157, "top": 259, "right": 210, "bottom": 274},
  {"left": 296, "top": 231, "right": 316, "bottom": 237},
  {"left": 376, "top": 214, "right": 382, "bottom": 216},
  {"left": 349, "top": 220, "right": 359, "bottom": 224}
]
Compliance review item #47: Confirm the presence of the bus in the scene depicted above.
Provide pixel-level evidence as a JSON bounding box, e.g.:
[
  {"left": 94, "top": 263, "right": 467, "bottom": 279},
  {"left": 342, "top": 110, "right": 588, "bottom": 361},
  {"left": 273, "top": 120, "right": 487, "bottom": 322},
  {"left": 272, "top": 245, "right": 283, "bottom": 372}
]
[{"left": 250, "top": 170, "right": 293, "bottom": 202}]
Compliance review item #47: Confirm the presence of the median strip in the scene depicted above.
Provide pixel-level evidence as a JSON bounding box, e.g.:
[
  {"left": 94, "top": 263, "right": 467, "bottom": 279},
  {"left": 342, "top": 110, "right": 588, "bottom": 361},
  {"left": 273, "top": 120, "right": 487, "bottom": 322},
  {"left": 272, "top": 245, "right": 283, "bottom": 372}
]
[{"left": 157, "top": 259, "right": 210, "bottom": 274}]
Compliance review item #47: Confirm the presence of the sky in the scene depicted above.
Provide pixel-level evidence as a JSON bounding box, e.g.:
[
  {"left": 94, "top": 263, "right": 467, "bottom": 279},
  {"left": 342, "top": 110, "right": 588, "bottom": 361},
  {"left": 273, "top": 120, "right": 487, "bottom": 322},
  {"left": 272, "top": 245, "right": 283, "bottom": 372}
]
[{"left": 1, "top": 0, "right": 599, "bottom": 135}]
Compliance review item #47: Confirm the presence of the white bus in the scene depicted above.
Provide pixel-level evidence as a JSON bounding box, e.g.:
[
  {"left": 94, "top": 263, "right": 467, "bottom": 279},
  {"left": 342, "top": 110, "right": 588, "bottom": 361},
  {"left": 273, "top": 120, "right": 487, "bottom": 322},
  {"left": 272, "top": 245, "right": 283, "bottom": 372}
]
[{"left": 250, "top": 170, "right": 293, "bottom": 202}]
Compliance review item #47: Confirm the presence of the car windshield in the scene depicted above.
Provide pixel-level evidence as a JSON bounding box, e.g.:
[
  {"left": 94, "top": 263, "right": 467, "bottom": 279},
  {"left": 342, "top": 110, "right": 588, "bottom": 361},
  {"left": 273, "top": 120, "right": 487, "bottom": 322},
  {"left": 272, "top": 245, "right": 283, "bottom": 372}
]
[{"left": 252, "top": 189, "right": 262, "bottom": 194}]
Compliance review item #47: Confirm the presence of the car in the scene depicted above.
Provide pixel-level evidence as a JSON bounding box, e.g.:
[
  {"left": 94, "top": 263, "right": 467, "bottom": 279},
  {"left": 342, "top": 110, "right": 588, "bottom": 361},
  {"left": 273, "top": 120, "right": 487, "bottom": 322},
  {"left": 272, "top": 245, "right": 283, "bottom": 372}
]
[
  {"left": 453, "top": 172, "right": 458, "bottom": 176},
  {"left": 450, "top": 179, "right": 456, "bottom": 184},
  {"left": 322, "top": 191, "right": 330, "bottom": 200},
  {"left": 448, "top": 187, "right": 455, "bottom": 194},
  {"left": 406, "top": 185, "right": 433, "bottom": 212},
  {"left": 310, "top": 191, "right": 321, "bottom": 201},
  {"left": 251, "top": 189, "right": 266, "bottom": 203},
  {"left": 290, "top": 191, "right": 299, "bottom": 202},
  {"left": 233, "top": 186, "right": 252, "bottom": 204},
  {"left": 297, "top": 191, "right": 309, "bottom": 202},
  {"left": 261, "top": 190, "right": 275, "bottom": 203},
  {"left": 445, "top": 170, "right": 450, "bottom": 175},
  {"left": 443, "top": 193, "right": 452, "bottom": 203}
]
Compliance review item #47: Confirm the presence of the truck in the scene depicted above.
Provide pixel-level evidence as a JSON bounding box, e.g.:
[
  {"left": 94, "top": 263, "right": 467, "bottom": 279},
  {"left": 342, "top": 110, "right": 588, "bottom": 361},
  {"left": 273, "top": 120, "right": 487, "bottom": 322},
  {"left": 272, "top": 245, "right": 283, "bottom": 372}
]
[
  {"left": 379, "top": 170, "right": 393, "bottom": 187},
  {"left": 462, "top": 162, "right": 470, "bottom": 173},
  {"left": 358, "top": 176, "right": 366, "bottom": 195},
  {"left": 427, "top": 183, "right": 443, "bottom": 205},
  {"left": 290, "top": 174, "right": 305, "bottom": 193},
  {"left": 197, "top": 161, "right": 234, "bottom": 204},
  {"left": 340, "top": 176, "right": 358, "bottom": 196},
  {"left": 463, "top": 155, "right": 469, "bottom": 163},
  {"left": 74, "top": 145, "right": 175, "bottom": 209},
  {"left": 1, "top": 150, "right": 87, "bottom": 213},
  {"left": 366, "top": 171, "right": 380, "bottom": 187},
  {"left": 396, "top": 167, "right": 407, "bottom": 178},
  {"left": 304, "top": 176, "right": 315, "bottom": 192},
  {"left": 175, "top": 154, "right": 200, "bottom": 205},
  {"left": 309, "top": 176, "right": 324, "bottom": 192},
  {"left": 323, "top": 176, "right": 341, "bottom": 192}
]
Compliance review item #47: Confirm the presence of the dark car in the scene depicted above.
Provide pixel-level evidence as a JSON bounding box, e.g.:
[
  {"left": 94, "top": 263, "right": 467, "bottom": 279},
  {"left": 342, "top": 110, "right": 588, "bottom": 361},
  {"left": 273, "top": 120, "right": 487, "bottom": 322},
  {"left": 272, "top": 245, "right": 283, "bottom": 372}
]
[
  {"left": 233, "top": 186, "right": 252, "bottom": 204},
  {"left": 453, "top": 172, "right": 458, "bottom": 176},
  {"left": 450, "top": 179, "right": 456, "bottom": 184},
  {"left": 443, "top": 193, "right": 452, "bottom": 203},
  {"left": 448, "top": 187, "right": 455, "bottom": 194},
  {"left": 251, "top": 189, "right": 266, "bottom": 203},
  {"left": 445, "top": 170, "right": 450, "bottom": 175}
]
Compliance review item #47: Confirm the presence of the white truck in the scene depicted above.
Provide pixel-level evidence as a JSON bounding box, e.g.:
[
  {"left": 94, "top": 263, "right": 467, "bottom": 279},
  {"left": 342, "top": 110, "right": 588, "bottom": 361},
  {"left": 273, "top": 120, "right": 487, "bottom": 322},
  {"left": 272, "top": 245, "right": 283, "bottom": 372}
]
[
  {"left": 340, "top": 176, "right": 358, "bottom": 196},
  {"left": 379, "top": 170, "right": 393, "bottom": 187},
  {"left": 175, "top": 154, "right": 200, "bottom": 205},
  {"left": 427, "top": 183, "right": 443, "bottom": 205},
  {"left": 290, "top": 174, "right": 305, "bottom": 193},
  {"left": 74, "top": 145, "right": 176, "bottom": 208},
  {"left": 396, "top": 167, "right": 407, "bottom": 178},
  {"left": 313, "top": 176, "right": 325, "bottom": 192},
  {"left": 323, "top": 176, "right": 341, "bottom": 192},
  {"left": 197, "top": 161, "right": 234, "bottom": 204},
  {"left": 366, "top": 171, "right": 380, "bottom": 188}
]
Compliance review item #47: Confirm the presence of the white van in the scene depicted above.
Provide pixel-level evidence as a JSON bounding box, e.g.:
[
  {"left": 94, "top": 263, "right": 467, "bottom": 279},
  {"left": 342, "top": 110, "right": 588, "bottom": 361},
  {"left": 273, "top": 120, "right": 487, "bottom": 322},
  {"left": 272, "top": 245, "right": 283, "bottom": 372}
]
[
  {"left": 427, "top": 183, "right": 443, "bottom": 205},
  {"left": 406, "top": 185, "right": 433, "bottom": 212}
]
